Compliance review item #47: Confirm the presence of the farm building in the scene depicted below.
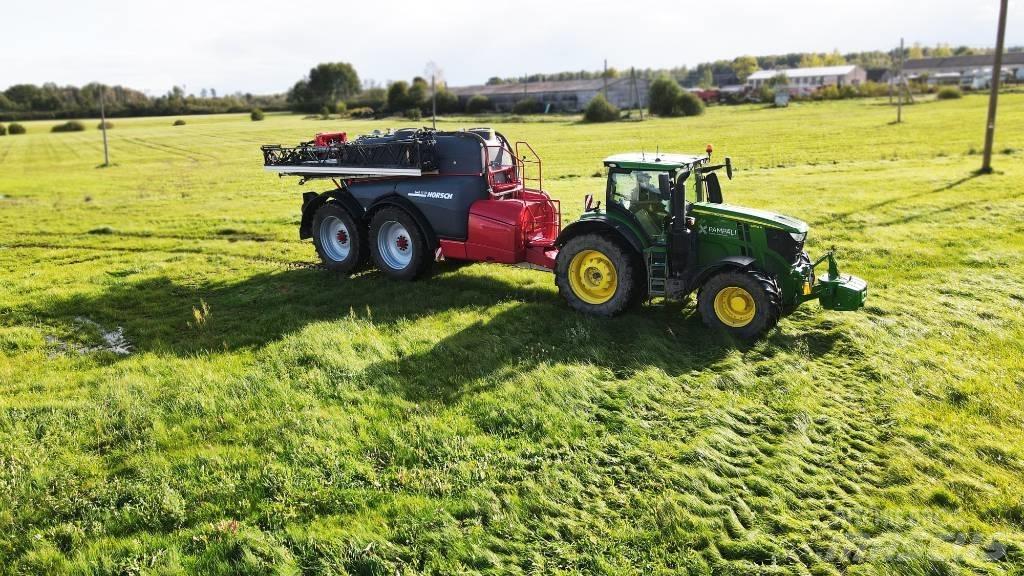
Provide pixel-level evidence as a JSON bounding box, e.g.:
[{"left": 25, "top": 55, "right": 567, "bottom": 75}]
[
  {"left": 897, "top": 53, "right": 1024, "bottom": 88},
  {"left": 449, "top": 77, "right": 649, "bottom": 113},
  {"left": 746, "top": 65, "right": 867, "bottom": 94}
]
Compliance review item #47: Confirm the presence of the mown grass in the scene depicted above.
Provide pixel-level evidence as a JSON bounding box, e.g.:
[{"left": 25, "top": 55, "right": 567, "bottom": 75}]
[{"left": 1, "top": 95, "right": 1023, "bottom": 575}]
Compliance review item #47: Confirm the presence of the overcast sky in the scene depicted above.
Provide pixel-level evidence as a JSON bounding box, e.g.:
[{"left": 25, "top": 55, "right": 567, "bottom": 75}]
[{"left": 2, "top": 0, "right": 1020, "bottom": 95}]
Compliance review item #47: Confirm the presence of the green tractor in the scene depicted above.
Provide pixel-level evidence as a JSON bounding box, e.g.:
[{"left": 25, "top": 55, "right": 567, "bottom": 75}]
[{"left": 555, "top": 148, "right": 867, "bottom": 339}]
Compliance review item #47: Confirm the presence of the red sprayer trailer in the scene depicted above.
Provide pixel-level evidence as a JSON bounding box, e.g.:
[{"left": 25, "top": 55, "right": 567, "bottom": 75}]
[{"left": 262, "top": 127, "right": 559, "bottom": 278}]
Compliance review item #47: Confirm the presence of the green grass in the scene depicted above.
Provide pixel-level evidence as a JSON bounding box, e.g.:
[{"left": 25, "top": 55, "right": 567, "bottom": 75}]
[{"left": 1, "top": 95, "right": 1023, "bottom": 575}]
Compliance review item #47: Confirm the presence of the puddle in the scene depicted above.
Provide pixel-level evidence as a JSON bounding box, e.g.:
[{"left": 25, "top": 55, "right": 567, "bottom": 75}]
[{"left": 45, "top": 317, "right": 133, "bottom": 356}]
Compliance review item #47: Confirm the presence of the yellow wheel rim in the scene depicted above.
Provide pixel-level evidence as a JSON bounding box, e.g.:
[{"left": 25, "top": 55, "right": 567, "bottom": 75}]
[
  {"left": 713, "top": 286, "right": 756, "bottom": 327},
  {"left": 568, "top": 249, "right": 618, "bottom": 305}
]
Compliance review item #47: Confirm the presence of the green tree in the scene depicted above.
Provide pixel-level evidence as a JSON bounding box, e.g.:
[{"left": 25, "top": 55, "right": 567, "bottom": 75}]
[
  {"left": 799, "top": 53, "right": 825, "bottom": 67},
  {"left": 823, "top": 50, "right": 847, "bottom": 65},
  {"left": 699, "top": 68, "right": 714, "bottom": 88},
  {"left": 932, "top": 43, "right": 953, "bottom": 57},
  {"left": 387, "top": 81, "right": 410, "bottom": 112},
  {"left": 583, "top": 94, "right": 620, "bottom": 122},
  {"left": 408, "top": 77, "right": 429, "bottom": 112},
  {"left": 731, "top": 55, "right": 759, "bottom": 82},
  {"left": 648, "top": 76, "right": 682, "bottom": 116},
  {"left": 466, "top": 95, "right": 491, "bottom": 114},
  {"left": 287, "top": 62, "right": 360, "bottom": 113},
  {"left": 674, "top": 92, "right": 705, "bottom": 117}
]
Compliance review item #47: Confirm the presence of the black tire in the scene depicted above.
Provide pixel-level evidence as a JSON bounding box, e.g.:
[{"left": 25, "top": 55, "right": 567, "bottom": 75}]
[
  {"left": 555, "top": 233, "right": 639, "bottom": 317},
  {"left": 368, "top": 207, "right": 431, "bottom": 280},
  {"left": 697, "top": 269, "right": 782, "bottom": 340},
  {"left": 311, "top": 203, "right": 367, "bottom": 273}
]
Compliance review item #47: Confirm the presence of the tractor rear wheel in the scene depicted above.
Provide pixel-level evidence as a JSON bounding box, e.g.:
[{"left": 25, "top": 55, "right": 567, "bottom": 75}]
[
  {"left": 556, "top": 234, "right": 638, "bottom": 316},
  {"left": 369, "top": 207, "right": 430, "bottom": 280},
  {"left": 311, "top": 203, "right": 367, "bottom": 273},
  {"left": 697, "top": 269, "right": 781, "bottom": 340}
]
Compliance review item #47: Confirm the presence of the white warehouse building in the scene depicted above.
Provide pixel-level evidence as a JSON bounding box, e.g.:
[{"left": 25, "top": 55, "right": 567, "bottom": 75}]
[{"left": 746, "top": 65, "right": 868, "bottom": 94}]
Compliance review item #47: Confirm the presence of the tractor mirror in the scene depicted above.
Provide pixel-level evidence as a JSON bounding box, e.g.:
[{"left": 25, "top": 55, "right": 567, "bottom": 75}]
[
  {"left": 658, "top": 173, "right": 671, "bottom": 197},
  {"left": 705, "top": 172, "right": 724, "bottom": 204},
  {"left": 725, "top": 157, "right": 733, "bottom": 180}
]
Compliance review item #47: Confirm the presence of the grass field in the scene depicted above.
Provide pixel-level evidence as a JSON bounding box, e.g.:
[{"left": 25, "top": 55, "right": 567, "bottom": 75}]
[{"left": 1, "top": 95, "right": 1023, "bottom": 575}]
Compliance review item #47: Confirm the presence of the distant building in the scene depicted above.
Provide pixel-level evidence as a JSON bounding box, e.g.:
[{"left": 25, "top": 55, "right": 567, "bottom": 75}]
[
  {"left": 746, "top": 65, "right": 867, "bottom": 94},
  {"left": 898, "top": 53, "right": 1024, "bottom": 89},
  {"left": 449, "top": 77, "right": 649, "bottom": 113}
]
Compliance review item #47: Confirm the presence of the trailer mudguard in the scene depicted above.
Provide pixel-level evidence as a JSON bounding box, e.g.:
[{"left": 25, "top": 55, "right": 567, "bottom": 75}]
[
  {"left": 367, "top": 194, "right": 439, "bottom": 251},
  {"left": 299, "top": 188, "right": 366, "bottom": 239},
  {"left": 555, "top": 216, "right": 645, "bottom": 255}
]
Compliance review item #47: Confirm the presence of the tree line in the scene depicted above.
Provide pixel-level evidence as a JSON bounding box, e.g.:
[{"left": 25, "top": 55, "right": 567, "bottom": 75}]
[{"left": 0, "top": 83, "right": 286, "bottom": 121}]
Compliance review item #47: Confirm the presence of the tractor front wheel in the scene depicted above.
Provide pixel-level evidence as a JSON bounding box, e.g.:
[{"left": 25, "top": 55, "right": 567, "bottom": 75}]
[
  {"left": 556, "top": 234, "right": 638, "bottom": 316},
  {"left": 697, "top": 269, "right": 781, "bottom": 340}
]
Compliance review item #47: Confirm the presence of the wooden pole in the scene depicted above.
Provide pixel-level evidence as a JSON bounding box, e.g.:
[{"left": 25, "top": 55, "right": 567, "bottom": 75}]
[
  {"left": 981, "top": 0, "right": 1009, "bottom": 173},
  {"left": 897, "top": 38, "right": 904, "bottom": 123},
  {"left": 100, "top": 86, "right": 109, "bottom": 167},
  {"left": 431, "top": 74, "right": 437, "bottom": 130}
]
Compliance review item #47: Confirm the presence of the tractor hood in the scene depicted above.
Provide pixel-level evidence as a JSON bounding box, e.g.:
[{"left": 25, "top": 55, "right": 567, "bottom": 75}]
[{"left": 691, "top": 202, "right": 809, "bottom": 234}]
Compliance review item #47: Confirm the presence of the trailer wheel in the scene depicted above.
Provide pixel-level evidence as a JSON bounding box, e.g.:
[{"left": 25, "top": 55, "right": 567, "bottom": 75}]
[
  {"left": 555, "top": 233, "right": 637, "bottom": 317},
  {"left": 697, "top": 269, "right": 781, "bottom": 340},
  {"left": 369, "top": 207, "right": 430, "bottom": 280},
  {"left": 312, "top": 203, "right": 367, "bottom": 273}
]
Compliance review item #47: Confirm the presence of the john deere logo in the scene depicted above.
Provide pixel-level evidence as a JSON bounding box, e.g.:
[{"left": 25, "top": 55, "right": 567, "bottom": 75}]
[{"left": 699, "top": 223, "right": 737, "bottom": 237}]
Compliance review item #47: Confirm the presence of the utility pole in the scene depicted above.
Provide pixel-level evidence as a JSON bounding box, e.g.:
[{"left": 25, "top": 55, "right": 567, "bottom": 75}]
[
  {"left": 981, "top": 0, "right": 1009, "bottom": 173},
  {"left": 431, "top": 74, "right": 437, "bottom": 130},
  {"left": 603, "top": 59, "right": 609, "bottom": 97},
  {"left": 99, "top": 86, "right": 110, "bottom": 167},
  {"left": 897, "top": 38, "right": 904, "bottom": 123}
]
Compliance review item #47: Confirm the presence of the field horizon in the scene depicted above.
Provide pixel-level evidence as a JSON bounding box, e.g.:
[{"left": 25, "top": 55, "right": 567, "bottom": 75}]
[{"left": 1, "top": 95, "right": 1023, "bottom": 575}]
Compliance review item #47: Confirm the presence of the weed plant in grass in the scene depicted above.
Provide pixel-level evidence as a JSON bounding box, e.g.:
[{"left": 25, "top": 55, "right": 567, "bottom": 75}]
[{"left": 0, "top": 96, "right": 1022, "bottom": 574}]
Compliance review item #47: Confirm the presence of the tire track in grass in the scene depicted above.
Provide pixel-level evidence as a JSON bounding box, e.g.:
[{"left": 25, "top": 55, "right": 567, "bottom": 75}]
[
  {"left": 120, "top": 137, "right": 212, "bottom": 162},
  {"left": 135, "top": 135, "right": 219, "bottom": 160}
]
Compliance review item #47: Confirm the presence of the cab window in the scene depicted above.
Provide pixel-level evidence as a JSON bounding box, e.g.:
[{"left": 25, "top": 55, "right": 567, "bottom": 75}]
[{"left": 610, "top": 169, "right": 670, "bottom": 236}]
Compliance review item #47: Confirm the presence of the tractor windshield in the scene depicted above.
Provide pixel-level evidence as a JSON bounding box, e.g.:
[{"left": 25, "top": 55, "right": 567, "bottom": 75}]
[{"left": 610, "top": 169, "right": 671, "bottom": 236}]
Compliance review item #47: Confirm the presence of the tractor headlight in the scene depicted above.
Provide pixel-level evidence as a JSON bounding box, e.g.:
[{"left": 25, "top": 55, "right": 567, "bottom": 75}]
[{"left": 790, "top": 231, "right": 807, "bottom": 242}]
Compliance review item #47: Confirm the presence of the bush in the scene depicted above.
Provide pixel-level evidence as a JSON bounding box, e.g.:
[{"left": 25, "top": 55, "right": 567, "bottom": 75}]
[
  {"left": 51, "top": 120, "right": 85, "bottom": 133},
  {"left": 583, "top": 94, "right": 620, "bottom": 122},
  {"left": 648, "top": 76, "right": 683, "bottom": 116},
  {"left": 8, "top": 123, "right": 25, "bottom": 134},
  {"left": 674, "top": 91, "right": 705, "bottom": 117},
  {"left": 0, "top": 124, "right": 6, "bottom": 136},
  {"left": 97, "top": 120, "right": 114, "bottom": 130},
  {"left": 403, "top": 107, "right": 422, "bottom": 120},
  {"left": 512, "top": 98, "right": 543, "bottom": 115},
  {"left": 349, "top": 107, "right": 374, "bottom": 119},
  {"left": 466, "top": 95, "right": 491, "bottom": 114},
  {"left": 173, "top": 119, "right": 186, "bottom": 126},
  {"left": 250, "top": 108, "right": 265, "bottom": 121},
  {"left": 937, "top": 86, "right": 963, "bottom": 100}
]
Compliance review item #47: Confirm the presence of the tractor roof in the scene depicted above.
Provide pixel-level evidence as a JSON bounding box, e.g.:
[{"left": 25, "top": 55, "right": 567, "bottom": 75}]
[{"left": 603, "top": 153, "right": 707, "bottom": 171}]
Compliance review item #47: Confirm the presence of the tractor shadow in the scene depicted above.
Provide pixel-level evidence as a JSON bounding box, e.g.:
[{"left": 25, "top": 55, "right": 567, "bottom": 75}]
[{"left": 27, "top": 264, "right": 838, "bottom": 403}]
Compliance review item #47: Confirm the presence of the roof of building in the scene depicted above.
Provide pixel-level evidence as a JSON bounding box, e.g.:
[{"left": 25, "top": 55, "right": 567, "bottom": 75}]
[
  {"left": 603, "top": 152, "right": 706, "bottom": 171},
  {"left": 904, "top": 53, "right": 1024, "bottom": 70},
  {"left": 449, "top": 77, "right": 632, "bottom": 97},
  {"left": 747, "top": 65, "right": 860, "bottom": 81}
]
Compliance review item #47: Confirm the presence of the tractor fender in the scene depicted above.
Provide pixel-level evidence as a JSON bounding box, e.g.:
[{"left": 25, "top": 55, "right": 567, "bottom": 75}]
[
  {"left": 555, "top": 217, "right": 645, "bottom": 256},
  {"left": 366, "top": 194, "right": 439, "bottom": 250},
  {"left": 299, "top": 188, "right": 365, "bottom": 240},
  {"left": 691, "top": 255, "right": 757, "bottom": 288}
]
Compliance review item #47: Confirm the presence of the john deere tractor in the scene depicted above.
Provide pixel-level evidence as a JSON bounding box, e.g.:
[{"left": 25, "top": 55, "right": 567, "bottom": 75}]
[{"left": 554, "top": 148, "right": 867, "bottom": 339}]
